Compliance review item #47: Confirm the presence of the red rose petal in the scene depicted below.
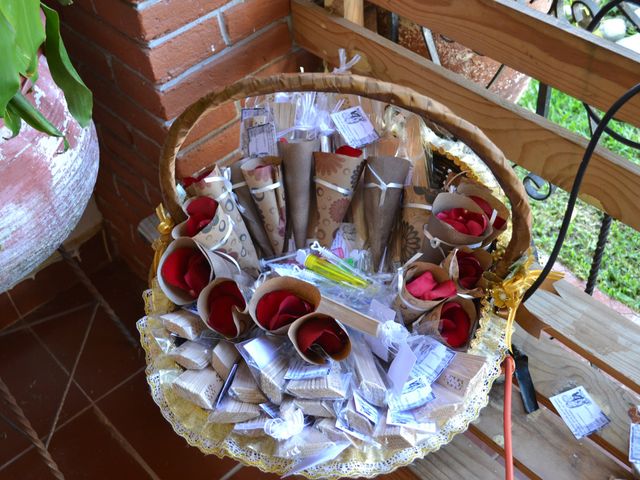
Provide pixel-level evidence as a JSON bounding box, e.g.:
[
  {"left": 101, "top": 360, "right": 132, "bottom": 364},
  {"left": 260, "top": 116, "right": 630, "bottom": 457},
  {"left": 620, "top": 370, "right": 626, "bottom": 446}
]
[
  {"left": 457, "top": 252, "right": 483, "bottom": 289},
  {"left": 208, "top": 295, "right": 240, "bottom": 337},
  {"left": 406, "top": 271, "right": 456, "bottom": 301},
  {"left": 439, "top": 302, "right": 471, "bottom": 348},
  {"left": 437, "top": 208, "right": 488, "bottom": 237},
  {"left": 470, "top": 195, "right": 506, "bottom": 230},
  {"left": 161, "top": 248, "right": 193, "bottom": 292},
  {"left": 336, "top": 145, "right": 363, "bottom": 158},
  {"left": 296, "top": 317, "right": 346, "bottom": 355},
  {"left": 184, "top": 197, "right": 218, "bottom": 236},
  {"left": 182, "top": 169, "right": 212, "bottom": 188},
  {"left": 183, "top": 252, "right": 211, "bottom": 298},
  {"left": 255, "top": 290, "right": 313, "bottom": 331}
]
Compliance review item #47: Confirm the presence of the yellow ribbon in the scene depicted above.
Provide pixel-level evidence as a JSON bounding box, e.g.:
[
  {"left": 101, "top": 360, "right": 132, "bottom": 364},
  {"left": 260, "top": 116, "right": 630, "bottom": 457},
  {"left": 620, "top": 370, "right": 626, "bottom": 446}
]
[
  {"left": 149, "top": 204, "right": 175, "bottom": 286},
  {"left": 488, "top": 253, "right": 563, "bottom": 352}
]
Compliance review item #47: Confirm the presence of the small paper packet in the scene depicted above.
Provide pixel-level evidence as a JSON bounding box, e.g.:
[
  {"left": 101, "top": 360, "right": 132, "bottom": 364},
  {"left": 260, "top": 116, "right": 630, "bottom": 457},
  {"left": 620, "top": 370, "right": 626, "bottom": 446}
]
[
  {"left": 208, "top": 396, "right": 261, "bottom": 424},
  {"left": 293, "top": 398, "right": 336, "bottom": 418},
  {"left": 412, "top": 383, "right": 464, "bottom": 427},
  {"left": 436, "top": 351, "right": 487, "bottom": 397},
  {"left": 237, "top": 335, "right": 290, "bottom": 405},
  {"left": 350, "top": 335, "right": 388, "bottom": 407},
  {"left": 210, "top": 341, "right": 240, "bottom": 380},
  {"left": 286, "top": 369, "right": 349, "bottom": 400},
  {"left": 229, "top": 361, "right": 268, "bottom": 404},
  {"left": 173, "top": 368, "right": 224, "bottom": 410},
  {"left": 233, "top": 415, "right": 271, "bottom": 437},
  {"left": 168, "top": 340, "right": 211, "bottom": 370},
  {"left": 160, "top": 309, "right": 204, "bottom": 340}
]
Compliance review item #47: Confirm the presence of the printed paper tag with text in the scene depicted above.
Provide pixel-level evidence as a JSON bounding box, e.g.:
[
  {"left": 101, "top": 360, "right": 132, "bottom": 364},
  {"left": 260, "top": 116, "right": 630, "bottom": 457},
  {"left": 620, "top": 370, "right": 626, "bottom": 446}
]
[
  {"left": 410, "top": 336, "right": 456, "bottom": 384},
  {"left": 241, "top": 107, "right": 270, "bottom": 121},
  {"left": 284, "top": 358, "right": 331, "bottom": 380},
  {"left": 353, "top": 391, "right": 380, "bottom": 425},
  {"left": 247, "top": 122, "right": 277, "bottom": 157},
  {"left": 630, "top": 422, "right": 640, "bottom": 464},
  {"left": 330, "top": 106, "right": 379, "bottom": 149},
  {"left": 550, "top": 386, "right": 610, "bottom": 439}
]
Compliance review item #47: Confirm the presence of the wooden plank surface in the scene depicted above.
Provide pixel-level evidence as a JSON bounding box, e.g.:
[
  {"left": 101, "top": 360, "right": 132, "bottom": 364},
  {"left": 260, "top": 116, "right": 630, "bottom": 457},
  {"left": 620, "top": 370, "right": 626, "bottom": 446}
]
[
  {"left": 366, "top": 0, "right": 640, "bottom": 128},
  {"left": 291, "top": 0, "right": 640, "bottom": 232},
  {"left": 410, "top": 432, "right": 504, "bottom": 479},
  {"left": 513, "top": 327, "right": 639, "bottom": 465},
  {"left": 470, "top": 385, "right": 633, "bottom": 480},
  {"left": 524, "top": 279, "right": 640, "bottom": 394}
]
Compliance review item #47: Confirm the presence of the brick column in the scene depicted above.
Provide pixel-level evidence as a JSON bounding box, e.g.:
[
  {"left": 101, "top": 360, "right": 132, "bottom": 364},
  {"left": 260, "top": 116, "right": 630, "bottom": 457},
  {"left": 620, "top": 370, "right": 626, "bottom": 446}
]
[{"left": 57, "top": 0, "right": 320, "bottom": 278}]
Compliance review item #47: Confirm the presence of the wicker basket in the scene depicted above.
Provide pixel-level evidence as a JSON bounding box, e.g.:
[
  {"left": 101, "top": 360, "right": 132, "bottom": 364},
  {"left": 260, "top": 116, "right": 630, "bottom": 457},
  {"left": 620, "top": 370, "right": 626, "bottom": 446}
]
[{"left": 140, "top": 73, "right": 532, "bottom": 478}]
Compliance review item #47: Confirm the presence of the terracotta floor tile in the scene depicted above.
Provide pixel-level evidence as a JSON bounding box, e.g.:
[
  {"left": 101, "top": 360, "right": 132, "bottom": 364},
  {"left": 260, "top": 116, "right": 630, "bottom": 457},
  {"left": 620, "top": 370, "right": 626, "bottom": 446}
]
[
  {"left": 1, "top": 407, "right": 153, "bottom": 480},
  {"left": 0, "top": 399, "right": 32, "bottom": 470},
  {"left": 19, "top": 284, "right": 93, "bottom": 327},
  {"left": 97, "top": 372, "right": 238, "bottom": 479},
  {"left": 0, "top": 330, "right": 89, "bottom": 466},
  {"left": 0, "top": 293, "right": 20, "bottom": 331}
]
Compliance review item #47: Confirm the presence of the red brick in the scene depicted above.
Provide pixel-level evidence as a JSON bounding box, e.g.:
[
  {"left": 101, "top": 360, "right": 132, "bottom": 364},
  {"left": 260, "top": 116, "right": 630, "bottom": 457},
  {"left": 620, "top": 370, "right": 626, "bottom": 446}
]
[
  {"left": 100, "top": 146, "right": 147, "bottom": 194},
  {"left": 116, "top": 177, "right": 154, "bottom": 220},
  {"left": 88, "top": 0, "right": 142, "bottom": 40},
  {"left": 183, "top": 102, "right": 238, "bottom": 147},
  {"left": 144, "top": 181, "right": 163, "bottom": 206},
  {"left": 132, "top": 132, "right": 162, "bottom": 165},
  {"left": 93, "top": 101, "right": 133, "bottom": 145},
  {"left": 162, "top": 22, "right": 292, "bottom": 119},
  {"left": 110, "top": 61, "right": 164, "bottom": 117},
  {"left": 60, "top": 26, "right": 113, "bottom": 82},
  {"left": 223, "top": 0, "right": 289, "bottom": 44},
  {"left": 176, "top": 122, "right": 240, "bottom": 178},
  {"left": 100, "top": 129, "right": 159, "bottom": 184}
]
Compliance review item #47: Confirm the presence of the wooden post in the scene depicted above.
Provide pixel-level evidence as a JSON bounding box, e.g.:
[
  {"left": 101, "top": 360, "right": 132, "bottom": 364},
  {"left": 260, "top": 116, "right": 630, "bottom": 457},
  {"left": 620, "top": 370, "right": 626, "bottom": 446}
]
[{"left": 324, "top": 0, "right": 364, "bottom": 25}]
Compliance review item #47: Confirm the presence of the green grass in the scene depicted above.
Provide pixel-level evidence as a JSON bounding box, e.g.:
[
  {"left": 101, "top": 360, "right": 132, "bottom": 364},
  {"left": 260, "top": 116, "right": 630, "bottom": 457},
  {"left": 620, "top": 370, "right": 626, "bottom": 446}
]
[{"left": 516, "top": 80, "right": 640, "bottom": 311}]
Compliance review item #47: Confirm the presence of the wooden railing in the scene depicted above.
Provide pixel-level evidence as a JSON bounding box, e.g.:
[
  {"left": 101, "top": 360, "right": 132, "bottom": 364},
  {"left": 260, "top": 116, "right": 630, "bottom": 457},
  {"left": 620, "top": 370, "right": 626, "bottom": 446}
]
[{"left": 292, "top": 2, "right": 640, "bottom": 479}]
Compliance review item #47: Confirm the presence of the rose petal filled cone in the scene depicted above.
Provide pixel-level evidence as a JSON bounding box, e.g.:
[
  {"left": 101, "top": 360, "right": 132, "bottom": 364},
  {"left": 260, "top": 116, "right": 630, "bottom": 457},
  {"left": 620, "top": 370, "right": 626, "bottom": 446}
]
[
  {"left": 288, "top": 313, "right": 351, "bottom": 365},
  {"left": 241, "top": 157, "right": 287, "bottom": 255},
  {"left": 197, "top": 278, "right": 250, "bottom": 338},
  {"left": 248, "top": 277, "right": 321, "bottom": 334},
  {"left": 393, "top": 262, "right": 456, "bottom": 323},
  {"left": 441, "top": 247, "right": 493, "bottom": 297},
  {"left": 230, "top": 161, "right": 274, "bottom": 258},
  {"left": 279, "top": 139, "right": 320, "bottom": 249},
  {"left": 455, "top": 180, "right": 510, "bottom": 245},
  {"left": 398, "top": 185, "right": 435, "bottom": 263},
  {"left": 313, "top": 151, "right": 365, "bottom": 247},
  {"left": 364, "top": 156, "right": 411, "bottom": 269},
  {"left": 412, "top": 297, "right": 478, "bottom": 349}
]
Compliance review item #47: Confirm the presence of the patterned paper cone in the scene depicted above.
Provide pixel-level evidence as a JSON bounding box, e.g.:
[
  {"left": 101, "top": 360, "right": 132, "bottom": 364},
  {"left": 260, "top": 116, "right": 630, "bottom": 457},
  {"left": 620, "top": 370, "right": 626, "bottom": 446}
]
[
  {"left": 397, "top": 185, "right": 436, "bottom": 264},
  {"left": 313, "top": 151, "right": 365, "bottom": 247},
  {"left": 197, "top": 278, "right": 250, "bottom": 338},
  {"left": 278, "top": 138, "right": 320, "bottom": 249},
  {"left": 288, "top": 312, "right": 351, "bottom": 365},
  {"left": 441, "top": 247, "right": 493, "bottom": 297},
  {"left": 185, "top": 166, "right": 260, "bottom": 267},
  {"left": 241, "top": 157, "right": 287, "bottom": 255},
  {"left": 455, "top": 180, "right": 510, "bottom": 245},
  {"left": 392, "top": 262, "right": 453, "bottom": 323},
  {"left": 412, "top": 297, "right": 478, "bottom": 350},
  {"left": 363, "top": 156, "right": 411, "bottom": 269},
  {"left": 230, "top": 161, "right": 274, "bottom": 258},
  {"left": 422, "top": 192, "right": 493, "bottom": 263}
]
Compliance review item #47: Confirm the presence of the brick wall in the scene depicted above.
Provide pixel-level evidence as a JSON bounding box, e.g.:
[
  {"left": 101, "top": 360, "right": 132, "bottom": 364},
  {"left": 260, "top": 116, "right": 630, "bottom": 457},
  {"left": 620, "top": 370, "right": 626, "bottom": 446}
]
[{"left": 56, "top": 0, "right": 320, "bottom": 279}]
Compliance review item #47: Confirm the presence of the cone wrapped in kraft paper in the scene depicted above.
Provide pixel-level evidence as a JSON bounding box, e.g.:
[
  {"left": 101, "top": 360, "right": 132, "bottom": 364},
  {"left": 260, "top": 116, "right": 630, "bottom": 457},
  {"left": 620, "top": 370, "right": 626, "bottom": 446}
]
[
  {"left": 229, "top": 160, "right": 274, "bottom": 258},
  {"left": 441, "top": 247, "right": 493, "bottom": 297},
  {"left": 278, "top": 138, "right": 320, "bottom": 249},
  {"left": 248, "top": 277, "right": 321, "bottom": 334},
  {"left": 172, "top": 197, "right": 260, "bottom": 276},
  {"left": 241, "top": 157, "right": 287, "bottom": 255},
  {"left": 412, "top": 297, "right": 478, "bottom": 349},
  {"left": 184, "top": 166, "right": 260, "bottom": 267},
  {"left": 157, "top": 237, "right": 218, "bottom": 305},
  {"left": 313, "top": 147, "right": 365, "bottom": 247},
  {"left": 288, "top": 313, "right": 351, "bottom": 365},
  {"left": 397, "top": 185, "right": 436, "bottom": 264},
  {"left": 393, "top": 262, "right": 457, "bottom": 323},
  {"left": 422, "top": 192, "right": 493, "bottom": 263},
  {"left": 197, "top": 278, "right": 250, "bottom": 339},
  {"left": 455, "top": 179, "right": 510, "bottom": 245},
  {"left": 363, "top": 156, "right": 411, "bottom": 269}
]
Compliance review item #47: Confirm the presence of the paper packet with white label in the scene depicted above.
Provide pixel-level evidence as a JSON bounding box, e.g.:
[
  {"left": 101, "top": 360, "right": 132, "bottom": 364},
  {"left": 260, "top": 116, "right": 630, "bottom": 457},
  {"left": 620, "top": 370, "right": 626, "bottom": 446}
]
[{"left": 549, "top": 386, "right": 610, "bottom": 440}]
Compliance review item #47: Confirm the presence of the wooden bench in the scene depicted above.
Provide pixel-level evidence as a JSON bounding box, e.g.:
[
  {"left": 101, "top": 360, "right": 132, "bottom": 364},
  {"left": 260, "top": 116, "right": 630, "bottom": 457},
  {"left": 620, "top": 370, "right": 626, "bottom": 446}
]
[{"left": 287, "top": 0, "right": 640, "bottom": 478}]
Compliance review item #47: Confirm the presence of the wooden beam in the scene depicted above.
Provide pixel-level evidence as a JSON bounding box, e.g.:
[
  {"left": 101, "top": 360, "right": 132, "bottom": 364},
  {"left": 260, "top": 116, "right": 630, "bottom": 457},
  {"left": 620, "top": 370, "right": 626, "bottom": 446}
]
[
  {"left": 367, "top": 0, "right": 640, "bottom": 128},
  {"left": 291, "top": 0, "right": 640, "bottom": 232}
]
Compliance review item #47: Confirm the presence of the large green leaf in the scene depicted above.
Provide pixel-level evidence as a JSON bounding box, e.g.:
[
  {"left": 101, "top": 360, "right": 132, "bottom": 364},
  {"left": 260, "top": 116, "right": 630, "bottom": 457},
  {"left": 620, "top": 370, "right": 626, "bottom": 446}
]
[
  {"left": 0, "top": 10, "right": 21, "bottom": 115},
  {"left": 41, "top": 4, "right": 92, "bottom": 127},
  {"left": 3, "top": 101, "right": 22, "bottom": 138},
  {"left": 8, "top": 92, "right": 68, "bottom": 150},
  {"left": 0, "top": 0, "right": 44, "bottom": 78}
]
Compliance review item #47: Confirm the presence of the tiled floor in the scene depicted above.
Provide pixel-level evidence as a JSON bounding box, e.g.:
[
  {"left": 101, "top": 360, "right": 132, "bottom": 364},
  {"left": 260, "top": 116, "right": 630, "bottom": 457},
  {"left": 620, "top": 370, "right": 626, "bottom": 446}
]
[{"left": 0, "top": 262, "right": 273, "bottom": 480}]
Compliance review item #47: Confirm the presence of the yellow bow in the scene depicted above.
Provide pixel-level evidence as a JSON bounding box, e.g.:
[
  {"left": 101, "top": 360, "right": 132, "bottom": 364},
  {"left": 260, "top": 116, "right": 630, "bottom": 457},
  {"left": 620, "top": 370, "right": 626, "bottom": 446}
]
[
  {"left": 145, "top": 204, "right": 177, "bottom": 316},
  {"left": 489, "top": 253, "right": 563, "bottom": 352}
]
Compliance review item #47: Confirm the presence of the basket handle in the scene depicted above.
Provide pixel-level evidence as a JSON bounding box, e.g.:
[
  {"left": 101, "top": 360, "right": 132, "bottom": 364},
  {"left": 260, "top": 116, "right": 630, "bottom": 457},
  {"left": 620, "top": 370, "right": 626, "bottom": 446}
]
[{"left": 160, "top": 73, "right": 531, "bottom": 277}]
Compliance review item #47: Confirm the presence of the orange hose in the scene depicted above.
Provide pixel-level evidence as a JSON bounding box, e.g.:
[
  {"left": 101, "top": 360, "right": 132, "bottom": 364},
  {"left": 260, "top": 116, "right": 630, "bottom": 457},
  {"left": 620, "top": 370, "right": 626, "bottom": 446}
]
[{"left": 503, "top": 355, "right": 515, "bottom": 480}]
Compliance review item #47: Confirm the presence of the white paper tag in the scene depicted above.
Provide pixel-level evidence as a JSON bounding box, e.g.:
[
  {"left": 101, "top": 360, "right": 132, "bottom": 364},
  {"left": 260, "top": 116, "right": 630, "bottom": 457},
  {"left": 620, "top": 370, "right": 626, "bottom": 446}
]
[
  {"left": 387, "top": 342, "right": 417, "bottom": 393},
  {"left": 241, "top": 107, "right": 269, "bottom": 121},
  {"left": 388, "top": 376, "right": 434, "bottom": 412},
  {"left": 247, "top": 122, "right": 277, "bottom": 157},
  {"left": 549, "top": 386, "right": 610, "bottom": 439},
  {"left": 330, "top": 106, "right": 379, "bottom": 148},
  {"left": 335, "top": 416, "right": 370, "bottom": 441},
  {"left": 241, "top": 336, "right": 281, "bottom": 370},
  {"left": 410, "top": 336, "right": 456, "bottom": 383},
  {"left": 386, "top": 409, "right": 437, "bottom": 433},
  {"left": 284, "top": 358, "right": 331, "bottom": 380},
  {"left": 630, "top": 423, "right": 640, "bottom": 464},
  {"left": 353, "top": 391, "right": 379, "bottom": 425}
]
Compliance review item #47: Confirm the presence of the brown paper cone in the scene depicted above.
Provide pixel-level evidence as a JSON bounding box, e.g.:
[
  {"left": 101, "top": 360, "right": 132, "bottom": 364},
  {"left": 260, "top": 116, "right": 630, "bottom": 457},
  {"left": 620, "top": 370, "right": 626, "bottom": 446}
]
[
  {"left": 397, "top": 185, "right": 436, "bottom": 263},
  {"left": 393, "top": 262, "right": 453, "bottom": 323},
  {"left": 455, "top": 180, "right": 510, "bottom": 245},
  {"left": 313, "top": 151, "right": 365, "bottom": 247},
  {"left": 411, "top": 297, "right": 478, "bottom": 349},
  {"left": 422, "top": 192, "right": 493, "bottom": 263},
  {"left": 248, "top": 276, "right": 321, "bottom": 334},
  {"left": 288, "top": 313, "right": 351, "bottom": 365},
  {"left": 364, "top": 156, "right": 411, "bottom": 269},
  {"left": 197, "top": 278, "right": 250, "bottom": 338},
  {"left": 278, "top": 139, "right": 319, "bottom": 249},
  {"left": 441, "top": 247, "right": 493, "bottom": 297},
  {"left": 241, "top": 157, "right": 287, "bottom": 255},
  {"left": 230, "top": 160, "right": 274, "bottom": 258}
]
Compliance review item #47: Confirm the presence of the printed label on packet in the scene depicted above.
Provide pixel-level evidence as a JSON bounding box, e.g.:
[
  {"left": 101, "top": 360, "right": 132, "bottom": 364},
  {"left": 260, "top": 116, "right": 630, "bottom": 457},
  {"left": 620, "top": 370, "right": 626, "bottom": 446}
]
[
  {"left": 549, "top": 386, "right": 610, "bottom": 439},
  {"left": 330, "top": 106, "right": 379, "bottom": 149},
  {"left": 387, "top": 342, "right": 417, "bottom": 393},
  {"left": 630, "top": 422, "right": 640, "bottom": 464},
  {"left": 386, "top": 410, "right": 437, "bottom": 433},
  {"left": 247, "top": 122, "right": 277, "bottom": 157},
  {"left": 353, "top": 391, "right": 380, "bottom": 425},
  {"left": 388, "top": 376, "right": 435, "bottom": 412},
  {"left": 241, "top": 107, "right": 270, "bottom": 121},
  {"left": 241, "top": 336, "right": 282, "bottom": 370},
  {"left": 410, "top": 336, "right": 456, "bottom": 383},
  {"left": 284, "top": 358, "right": 331, "bottom": 380}
]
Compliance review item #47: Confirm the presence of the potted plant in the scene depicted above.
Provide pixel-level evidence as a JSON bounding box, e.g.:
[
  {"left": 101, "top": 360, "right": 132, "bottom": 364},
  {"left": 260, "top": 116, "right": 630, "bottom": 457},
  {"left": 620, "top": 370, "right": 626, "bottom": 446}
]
[{"left": 0, "top": 0, "right": 99, "bottom": 292}]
